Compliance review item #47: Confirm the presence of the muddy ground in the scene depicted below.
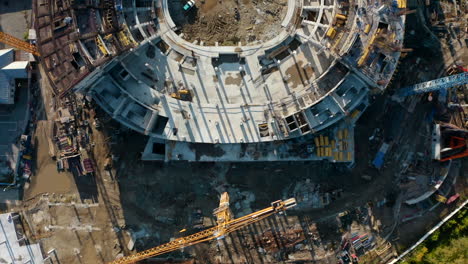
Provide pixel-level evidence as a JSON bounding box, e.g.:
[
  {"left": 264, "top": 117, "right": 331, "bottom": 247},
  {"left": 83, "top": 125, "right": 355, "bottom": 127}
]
[
  {"left": 24, "top": 121, "right": 78, "bottom": 199},
  {"left": 168, "top": 0, "right": 288, "bottom": 45},
  {"left": 15, "top": 65, "right": 131, "bottom": 264}
]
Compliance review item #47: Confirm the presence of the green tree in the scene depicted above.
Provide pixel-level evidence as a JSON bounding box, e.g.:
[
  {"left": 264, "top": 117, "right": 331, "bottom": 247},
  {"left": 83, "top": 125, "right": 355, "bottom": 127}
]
[
  {"left": 424, "top": 237, "right": 468, "bottom": 264},
  {"left": 401, "top": 209, "right": 468, "bottom": 264}
]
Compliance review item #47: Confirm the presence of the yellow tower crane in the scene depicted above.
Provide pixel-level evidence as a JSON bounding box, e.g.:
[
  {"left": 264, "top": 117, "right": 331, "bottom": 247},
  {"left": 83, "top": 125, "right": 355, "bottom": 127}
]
[
  {"left": 0, "top": 32, "right": 40, "bottom": 56},
  {"left": 109, "top": 192, "right": 296, "bottom": 264}
]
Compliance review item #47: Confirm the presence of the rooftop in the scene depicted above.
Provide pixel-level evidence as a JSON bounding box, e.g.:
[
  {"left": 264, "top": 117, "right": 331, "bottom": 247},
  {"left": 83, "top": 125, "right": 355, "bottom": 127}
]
[
  {"left": 0, "top": 49, "right": 29, "bottom": 105},
  {"left": 0, "top": 212, "right": 45, "bottom": 263}
]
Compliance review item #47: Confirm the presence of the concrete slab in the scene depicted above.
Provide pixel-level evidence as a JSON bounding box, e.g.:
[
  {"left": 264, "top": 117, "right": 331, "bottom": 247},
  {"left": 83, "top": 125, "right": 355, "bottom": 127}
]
[{"left": 0, "top": 213, "right": 45, "bottom": 263}]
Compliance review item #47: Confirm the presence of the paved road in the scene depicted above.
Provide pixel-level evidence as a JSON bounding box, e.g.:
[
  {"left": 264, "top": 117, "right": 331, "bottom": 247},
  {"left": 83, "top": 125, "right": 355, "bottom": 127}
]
[
  {"left": 0, "top": 1, "right": 31, "bottom": 48},
  {"left": 0, "top": 84, "right": 29, "bottom": 162}
]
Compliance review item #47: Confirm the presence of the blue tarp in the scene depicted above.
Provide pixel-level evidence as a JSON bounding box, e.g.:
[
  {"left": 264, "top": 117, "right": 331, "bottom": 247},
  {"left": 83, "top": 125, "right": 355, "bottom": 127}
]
[
  {"left": 373, "top": 143, "right": 389, "bottom": 169},
  {"left": 372, "top": 151, "right": 385, "bottom": 169}
]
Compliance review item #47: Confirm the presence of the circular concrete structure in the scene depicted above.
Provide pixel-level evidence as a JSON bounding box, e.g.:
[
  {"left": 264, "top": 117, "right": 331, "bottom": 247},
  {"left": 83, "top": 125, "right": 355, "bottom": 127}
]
[{"left": 37, "top": 0, "right": 407, "bottom": 161}]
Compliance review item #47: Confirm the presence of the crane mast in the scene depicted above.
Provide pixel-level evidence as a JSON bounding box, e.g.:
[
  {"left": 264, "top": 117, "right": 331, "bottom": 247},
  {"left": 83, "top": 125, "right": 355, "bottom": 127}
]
[
  {"left": 0, "top": 32, "right": 40, "bottom": 56},
  {"left": 109, "top": 193, "right": 296, "bottom": 264}
]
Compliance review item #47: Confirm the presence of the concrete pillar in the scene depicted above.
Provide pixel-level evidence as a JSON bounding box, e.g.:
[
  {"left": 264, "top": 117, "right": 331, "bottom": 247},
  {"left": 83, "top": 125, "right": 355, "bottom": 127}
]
[
  {"left": 144, "top": 63, "right": 154, "bottom": 71},
  {"left": 144, "top": 111, "right": 159, "bottom": 135},
  {"left": 271, "top": 120, "right": 282, "bottom": 139},
  {"left": 113, "top": 97, "right": 129, "bottom": 118},
  {"left": 302, "top": 20, "right": 329, "bottom": 29},
  {"left": 303, "top": 5, "right": 334, "bottom": 11},
  {"left": 296, "top": 32, "right": 322, "bottom": 49}
]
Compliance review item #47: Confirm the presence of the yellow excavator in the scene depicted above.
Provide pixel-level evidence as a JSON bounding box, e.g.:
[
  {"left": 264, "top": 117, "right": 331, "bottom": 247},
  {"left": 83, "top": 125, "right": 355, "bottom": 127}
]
[
  {"left": 109, "top": 192, "right": 296, "bottom": 264},
  {"left": 0, "top": 32, "right": 40, "bottom": 56},
  {"left": 170, "top": 89, "right": 191, "bottom": 101}
]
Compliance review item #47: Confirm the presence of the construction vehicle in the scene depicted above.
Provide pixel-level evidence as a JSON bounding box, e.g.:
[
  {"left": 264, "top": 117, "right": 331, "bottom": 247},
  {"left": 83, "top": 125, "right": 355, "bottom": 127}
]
[
  {"left": 326, "top": 27, "right": 337, "bottom": 39},
  {"left": 364, "top": 24, "right": 371, "bottom": 34},
  {"left": 170, "top": 89, "right": 191, "bottom": 101},
  {"left": 446, "top": 193, "right": 460, "bottom": 204},
  {"left": 0, "top": 32, "right": 40, "bottom": 56},
  {"left": 335, "top": 14, "right": 347, "bottom": 26},
  {"left": 357, "top": 48, "right": 370, "bottom": 67},
  {"left": 109, "top": 192, "right": 296, "bottom": 264},
  {"left": 396, "top": 0, "right": 407, "bottom": 8},
  {"left": 435, "top": 194, "right": 447, "bottom": 203}
]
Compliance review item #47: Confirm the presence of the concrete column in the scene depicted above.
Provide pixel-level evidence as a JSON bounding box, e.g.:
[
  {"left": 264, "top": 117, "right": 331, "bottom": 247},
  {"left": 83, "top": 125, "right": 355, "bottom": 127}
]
[
  {"left": 113, "top": 97, "right": 129, "bottom": 118},
  {"left": 296, "top": 32, "right": 322, "bottom": 49},
  {"left": 135, "top": 7, "right": 151, "bottom": 12},
  {"left": 303, "top": 5, "right": 334, "bottom": 11},
  {"left": 144, "top": 111, "right": 159, "bottom": 135},
  {"left": 302, "top": 20, "right": 329, "bottom": 29}
]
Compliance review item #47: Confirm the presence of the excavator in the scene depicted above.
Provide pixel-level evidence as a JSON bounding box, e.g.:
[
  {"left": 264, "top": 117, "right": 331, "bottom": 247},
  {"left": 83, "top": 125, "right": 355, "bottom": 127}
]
[
  {"left": 170, "top": 89, "right": 191, "bottom": 101},
  {"left": 109, "top": 192, "right": 296, "bottom": 264},
  {"left": 0, "top": 32, "right": 40, "bottom": 56}
]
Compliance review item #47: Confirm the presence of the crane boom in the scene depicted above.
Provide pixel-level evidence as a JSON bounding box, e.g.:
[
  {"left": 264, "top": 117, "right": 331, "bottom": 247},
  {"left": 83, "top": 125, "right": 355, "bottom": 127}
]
[
  {"left": 0, "top": 32, "right": 40, "bottom": 56},
  {"left": 109, "top": 194, "right": 296, "bottom": 264},
  {"left": 395, "top": 72, "right": 468, "bottom": 98}
]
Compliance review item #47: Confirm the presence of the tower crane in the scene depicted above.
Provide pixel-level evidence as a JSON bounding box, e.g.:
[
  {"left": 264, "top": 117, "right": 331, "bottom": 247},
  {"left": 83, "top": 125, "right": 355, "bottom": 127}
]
[
  {"left": 109, "top": 192, "right": 297, "bottom": 264},
  {"left": 395, "top": 72, "right": 467, "bottom": 98},
  {"left": 0, "top": 32, "right": 40, "bottom": 56}
]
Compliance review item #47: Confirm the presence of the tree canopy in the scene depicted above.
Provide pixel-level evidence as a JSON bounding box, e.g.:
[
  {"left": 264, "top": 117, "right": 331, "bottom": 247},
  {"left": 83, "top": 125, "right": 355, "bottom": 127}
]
[{"left": 401, "top": 208, "right": 467, "bottom": 264}]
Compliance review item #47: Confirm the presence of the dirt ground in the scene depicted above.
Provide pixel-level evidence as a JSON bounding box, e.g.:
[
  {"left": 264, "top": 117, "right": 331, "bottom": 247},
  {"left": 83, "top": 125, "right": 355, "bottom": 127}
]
[
  {"left": 169, "top": 0, "right": 288, "bottom": 45},
  {"left": 21, "top": 192, "right": 123, "bottom": 264},
  {"left": 24, "top": 121, "right": 78, "bottom": 199},
  {"left": 20, "top": 128, "right": 129, "bottom": 264}
]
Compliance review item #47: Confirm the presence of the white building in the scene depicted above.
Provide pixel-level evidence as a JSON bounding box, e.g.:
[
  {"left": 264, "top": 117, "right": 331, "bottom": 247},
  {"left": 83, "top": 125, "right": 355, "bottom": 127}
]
[
  {"left": 0, "top": 49, "right": 29, "bottom": 105},
  {"left": 0, "top": 212, "right": 46, "bottom": 263}
]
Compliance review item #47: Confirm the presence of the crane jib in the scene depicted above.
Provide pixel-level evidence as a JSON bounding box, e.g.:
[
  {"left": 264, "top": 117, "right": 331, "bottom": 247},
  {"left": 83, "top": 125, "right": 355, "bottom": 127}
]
[{"left": 108, "top": 197, "right": 296, "bottom": 263}]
